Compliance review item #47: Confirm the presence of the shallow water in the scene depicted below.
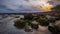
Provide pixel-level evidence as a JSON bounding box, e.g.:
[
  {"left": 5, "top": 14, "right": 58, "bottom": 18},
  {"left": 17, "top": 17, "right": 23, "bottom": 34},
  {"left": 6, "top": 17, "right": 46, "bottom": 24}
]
[{"left": 0, "top": 16, "right": 52, "bottom": 34}]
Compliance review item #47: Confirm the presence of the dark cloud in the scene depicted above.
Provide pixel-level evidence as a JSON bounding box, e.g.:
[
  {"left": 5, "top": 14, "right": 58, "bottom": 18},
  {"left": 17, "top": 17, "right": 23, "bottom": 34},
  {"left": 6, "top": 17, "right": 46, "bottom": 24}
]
[
  {"left": 0, "top": 0, "right": 60, "bottom": 13},
  {"left": 24, "top": 0, "right": 29, "bottom": 2},
  {"left": 0, "top": 0, "right": 40, "bottom": 13},
  {"left": 0, "top": 5, "right": 7, "bottom": 9}
]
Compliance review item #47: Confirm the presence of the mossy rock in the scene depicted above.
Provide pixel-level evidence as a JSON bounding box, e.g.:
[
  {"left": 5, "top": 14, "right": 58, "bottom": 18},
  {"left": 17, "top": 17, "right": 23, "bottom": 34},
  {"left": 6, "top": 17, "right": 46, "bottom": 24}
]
[{"left": 14, "top": 19, "right": 26, "bottom": 29}]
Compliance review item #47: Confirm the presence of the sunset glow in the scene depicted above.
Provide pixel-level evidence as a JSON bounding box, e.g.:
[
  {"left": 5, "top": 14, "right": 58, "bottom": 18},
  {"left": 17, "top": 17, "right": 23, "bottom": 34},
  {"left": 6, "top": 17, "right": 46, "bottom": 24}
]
[
  {"left": 31, "top": 0, "right": 53, "bottom": 11},
  {"left": 41, "top": 4, "right": 53, "bottom": 11},
  {"left": 38, "top": 0, "right": 53, "bottom": 11}
]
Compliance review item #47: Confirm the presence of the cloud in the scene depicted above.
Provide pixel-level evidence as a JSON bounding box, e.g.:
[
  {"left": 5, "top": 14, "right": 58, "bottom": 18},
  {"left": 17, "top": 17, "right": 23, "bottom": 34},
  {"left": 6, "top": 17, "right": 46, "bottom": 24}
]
[
  {"left": 0, "top": 0, "right": 41, "bottom": 13},
  {"left": 0, "top": 0, "right": 60, "bottom": 13},
  {"left": 1, "top": 0, "right": 34, "bottom": 9},
  {"left": 51, "top": 0, "right": 60, "bottom": 5}
]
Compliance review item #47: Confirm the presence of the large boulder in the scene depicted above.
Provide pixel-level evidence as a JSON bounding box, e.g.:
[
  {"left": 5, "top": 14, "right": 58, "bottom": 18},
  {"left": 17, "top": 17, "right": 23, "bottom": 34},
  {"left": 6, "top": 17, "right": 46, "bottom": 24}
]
[
  {"left": 14, "top": 19, "right": 26, "bottom": 29},
  {"left": 37, "top": 16, "right": 49, "bottom": 26},
  {"left": 31, "top": 20, "right": 39, "bottom": 30},
  {"left": 48, "top": 21, "right": 60, "bottom": 34}
]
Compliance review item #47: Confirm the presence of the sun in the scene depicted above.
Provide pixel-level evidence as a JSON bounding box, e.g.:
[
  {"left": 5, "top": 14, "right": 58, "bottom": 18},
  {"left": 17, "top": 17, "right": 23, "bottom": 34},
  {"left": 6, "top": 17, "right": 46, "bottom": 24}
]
[
  {"left": 36, "top": 0, "right": 53, "bottom": 11},
  {"left": 41, "top": 4, "right": 53, "bottom": 11},
  {"left": 30, "top": 0, "right": 53, "bottom": 11}
]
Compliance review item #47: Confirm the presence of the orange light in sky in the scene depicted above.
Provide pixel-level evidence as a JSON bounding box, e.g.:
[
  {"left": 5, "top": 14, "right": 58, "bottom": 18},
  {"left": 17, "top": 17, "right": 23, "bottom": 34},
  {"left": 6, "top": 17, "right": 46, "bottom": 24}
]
[
  {"left": 35, "top": 0, "right": 53, "bottom": 11},
  {"left": 41, "top": 4, "right": 53, "bottom": 11},
  {"left": 29, "top": 0, "right": 53, "bottom": 11}
]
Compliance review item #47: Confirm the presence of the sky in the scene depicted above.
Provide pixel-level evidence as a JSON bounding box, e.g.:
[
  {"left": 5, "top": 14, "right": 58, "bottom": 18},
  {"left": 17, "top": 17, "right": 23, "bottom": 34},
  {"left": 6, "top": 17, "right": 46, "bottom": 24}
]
[{"left": 0, "top": 0, "right": 60, "bottom": 13}]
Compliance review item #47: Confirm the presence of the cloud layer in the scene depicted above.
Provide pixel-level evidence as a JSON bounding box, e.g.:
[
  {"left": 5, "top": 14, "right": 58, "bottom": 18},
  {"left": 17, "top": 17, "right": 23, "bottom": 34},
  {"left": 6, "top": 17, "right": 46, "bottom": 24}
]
[{"left": 0, "top": 0, "right": 60, "bottom": 13}]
